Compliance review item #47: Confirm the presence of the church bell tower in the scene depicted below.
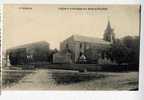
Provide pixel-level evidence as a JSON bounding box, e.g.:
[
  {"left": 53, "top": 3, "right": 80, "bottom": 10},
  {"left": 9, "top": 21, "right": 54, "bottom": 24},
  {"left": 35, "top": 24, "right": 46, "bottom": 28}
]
[{"left": 103, "top": 20, "right": 115, "bottom": 43}]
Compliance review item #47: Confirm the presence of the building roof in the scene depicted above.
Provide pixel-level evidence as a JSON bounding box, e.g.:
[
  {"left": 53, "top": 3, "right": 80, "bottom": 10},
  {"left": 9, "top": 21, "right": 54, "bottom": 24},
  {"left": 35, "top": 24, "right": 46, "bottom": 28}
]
[
  {"left": 70, "top": 35, "right": 110, "bottom": 45},
  {"left": 7, "top": 41, "right": 49, "bottom": 52},
  {"left": 106, "top": 20, "right": 112, "bottom": 31}
]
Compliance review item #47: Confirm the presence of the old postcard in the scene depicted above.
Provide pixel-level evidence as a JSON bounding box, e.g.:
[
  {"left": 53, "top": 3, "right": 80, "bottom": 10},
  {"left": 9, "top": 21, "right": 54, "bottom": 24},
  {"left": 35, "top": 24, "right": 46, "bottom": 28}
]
[
  {"left": 2, "top": 4, "right": 140, "bottom": 90},
  {"left": 0, "top": 5, "right": 2, "bottom": 93}
]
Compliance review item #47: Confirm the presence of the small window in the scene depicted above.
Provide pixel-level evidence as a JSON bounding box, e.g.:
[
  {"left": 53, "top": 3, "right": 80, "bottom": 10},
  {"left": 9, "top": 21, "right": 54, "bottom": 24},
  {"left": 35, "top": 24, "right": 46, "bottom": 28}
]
[
  {"left": 80, "top": 43, "right": 82, "bottom": 48},
  {"left": 66, "top": 44, "right": 69, "bottom": 49}
]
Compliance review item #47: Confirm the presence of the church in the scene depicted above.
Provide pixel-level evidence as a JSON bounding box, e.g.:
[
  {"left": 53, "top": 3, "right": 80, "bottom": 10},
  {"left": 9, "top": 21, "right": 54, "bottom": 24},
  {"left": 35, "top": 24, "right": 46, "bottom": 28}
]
[{"left": 53, "top": 21, "right": 115, "bottom": 64}]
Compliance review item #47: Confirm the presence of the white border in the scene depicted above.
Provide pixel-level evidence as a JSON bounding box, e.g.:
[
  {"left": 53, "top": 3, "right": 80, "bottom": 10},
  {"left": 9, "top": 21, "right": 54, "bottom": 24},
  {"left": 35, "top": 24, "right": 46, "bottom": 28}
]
[
  {"left": 3, "top": 0, "right": 140, "bottom": 4},
  {"left": 0, "top": 91, "right": 144, "bottom": 100},
  {"left": 139, "top": 4, "right": 144, "bottom": 92},
  {"left": 0, "top": 4, "right": 3, "bottom": 95}
]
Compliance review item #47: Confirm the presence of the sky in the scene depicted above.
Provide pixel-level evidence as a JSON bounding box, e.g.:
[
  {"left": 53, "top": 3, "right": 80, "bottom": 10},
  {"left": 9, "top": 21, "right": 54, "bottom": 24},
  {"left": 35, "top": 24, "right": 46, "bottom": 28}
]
[{"left": 3, "top": 4, "right": 140, "bottom": 50}]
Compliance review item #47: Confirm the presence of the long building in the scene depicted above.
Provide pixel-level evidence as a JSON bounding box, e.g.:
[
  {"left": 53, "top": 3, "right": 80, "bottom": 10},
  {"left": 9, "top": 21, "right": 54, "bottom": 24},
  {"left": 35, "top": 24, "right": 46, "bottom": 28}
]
[
  {"left": 60, "top": 21, "right": 115, "bottom": 63},
  {"left": 5, "top": 41, "right": 50, "bottom": 66}
]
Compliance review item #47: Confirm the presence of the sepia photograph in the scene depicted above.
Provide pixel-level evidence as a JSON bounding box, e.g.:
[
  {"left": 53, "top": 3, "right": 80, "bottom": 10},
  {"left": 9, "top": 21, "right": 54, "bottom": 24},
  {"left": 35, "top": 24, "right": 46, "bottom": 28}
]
[
  {"left": 0, "top": 5, "right": 2, "bottom": 93},
  {"left": 2, "top": 4, "right": 140, "bottom": 90}
]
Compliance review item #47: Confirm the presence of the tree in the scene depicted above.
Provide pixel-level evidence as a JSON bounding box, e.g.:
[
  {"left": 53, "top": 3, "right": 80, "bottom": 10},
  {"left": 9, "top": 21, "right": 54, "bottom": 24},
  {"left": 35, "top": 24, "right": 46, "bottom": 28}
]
[
  {"left": 85, "top": 48, "right": 102, "bottom": 64},
  {"left": 109, "top": 39, "right": 129, "bottom": 64},
  {"left": 122, "top": 36, "right": 140, "bottom": 65},
  {"left": 108, "top": 36, "right": 140, "bottom": 65},
  {"left": 33, "top": 46, "right": 50, "bottom": 62}
]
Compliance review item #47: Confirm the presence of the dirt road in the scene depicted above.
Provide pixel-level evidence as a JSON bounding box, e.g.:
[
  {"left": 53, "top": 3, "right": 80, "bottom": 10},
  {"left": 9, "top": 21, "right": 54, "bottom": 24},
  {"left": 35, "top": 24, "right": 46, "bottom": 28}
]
[{"left": 3, "top": 69, "right": 138, "bottom": 90}]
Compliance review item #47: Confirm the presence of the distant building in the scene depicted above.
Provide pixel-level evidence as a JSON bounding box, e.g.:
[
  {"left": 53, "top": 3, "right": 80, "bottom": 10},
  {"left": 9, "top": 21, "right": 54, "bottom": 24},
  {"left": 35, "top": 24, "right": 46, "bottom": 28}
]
[
  {"left": 60, "top": 21, "right": 114, "bottom": 63},
  {"left": 60, "top": 35, "right": 110, "bottom": 63},
  {"left": 53, "top": 49, "right": 72, "bottom": 64},
  {"left": 5, "top": 41, "right": 50, "bottom": 65}
]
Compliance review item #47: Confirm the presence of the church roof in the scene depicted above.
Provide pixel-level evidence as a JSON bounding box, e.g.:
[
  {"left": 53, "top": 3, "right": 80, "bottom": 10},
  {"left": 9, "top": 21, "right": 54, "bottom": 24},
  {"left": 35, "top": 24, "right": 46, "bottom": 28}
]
[
  {"left": 71, "top": 35, "right": 110, "bottom": 45},
  {"left": 105, "top": 20, "right": 113, "bottom": 34}
]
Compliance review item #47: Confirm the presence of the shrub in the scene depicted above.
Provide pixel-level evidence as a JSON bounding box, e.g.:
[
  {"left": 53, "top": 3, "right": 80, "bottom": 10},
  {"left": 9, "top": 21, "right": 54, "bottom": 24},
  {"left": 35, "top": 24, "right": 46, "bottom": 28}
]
[{"left": 98, "top": 58, "right": 115, "bottom": 65}]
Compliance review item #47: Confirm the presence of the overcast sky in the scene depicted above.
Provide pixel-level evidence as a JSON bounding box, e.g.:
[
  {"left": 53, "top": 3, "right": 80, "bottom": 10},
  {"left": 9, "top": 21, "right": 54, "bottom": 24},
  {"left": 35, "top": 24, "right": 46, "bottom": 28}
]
[{"left": 3, "top": 4, "right": 140, "bottom": 50}]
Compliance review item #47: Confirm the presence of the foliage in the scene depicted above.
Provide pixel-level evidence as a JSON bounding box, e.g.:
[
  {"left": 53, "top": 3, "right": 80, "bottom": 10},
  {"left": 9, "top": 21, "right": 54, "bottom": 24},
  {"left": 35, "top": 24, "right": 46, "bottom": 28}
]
[
  {"left": 122, "top": 36, "right": 139, "bottom": 65},
  {"left": 98, "top": 58, "right": 115, "bottom": 65},
  {"left": 85, "top": 48, "right": 101, "bottom": 63},
  {"left": 9, "top": 48, "right": 27, "bottom": 65},
  {"left": 33, "top": 46, "right": 50, "bottom": 62},
  {"left": 106, "top": 36, "right": 139, "bottom": 65}
]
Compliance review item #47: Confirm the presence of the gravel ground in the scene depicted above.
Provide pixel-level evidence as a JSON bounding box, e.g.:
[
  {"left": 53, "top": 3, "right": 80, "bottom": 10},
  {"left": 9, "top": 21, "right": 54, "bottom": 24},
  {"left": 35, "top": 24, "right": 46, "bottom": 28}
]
[{"left": 3, "top": 69, "right": 138, "bottom": 90}]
